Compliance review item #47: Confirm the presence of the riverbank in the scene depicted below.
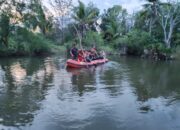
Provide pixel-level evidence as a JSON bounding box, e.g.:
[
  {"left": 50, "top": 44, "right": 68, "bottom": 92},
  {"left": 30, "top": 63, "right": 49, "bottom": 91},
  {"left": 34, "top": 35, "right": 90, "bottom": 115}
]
[
  {"left": 0, "top": 28, "right": 66, "bottom": 57},
  {"left": 104, "top": 46, "right": 178, "bottom": 61},
  {"left": 0, "top": 30, "right": 178, "bottom": 61}
]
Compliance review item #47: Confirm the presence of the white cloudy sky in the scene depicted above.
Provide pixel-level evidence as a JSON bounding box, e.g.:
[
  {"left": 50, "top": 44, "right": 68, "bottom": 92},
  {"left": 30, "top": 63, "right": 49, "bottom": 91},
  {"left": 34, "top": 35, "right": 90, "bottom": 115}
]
[
  {"left": 73, "top": 0, "right": 146, "bottom": 13},
  {"left": 44, "top": 0, "right": 147, "bottom": 14}
]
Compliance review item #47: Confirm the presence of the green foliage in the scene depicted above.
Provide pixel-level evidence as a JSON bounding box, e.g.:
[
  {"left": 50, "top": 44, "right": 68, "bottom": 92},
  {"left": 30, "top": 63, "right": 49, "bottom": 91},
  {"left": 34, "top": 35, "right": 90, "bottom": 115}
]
[
  {"left": 72, "top": 1, "right": 99, "bottom": 37},
  {"left": 63, "top": 31, "right": 104, "bottom": 50},
  {"left": 101, "top": 5, "right": 128, "bottom": 42},
  {"left": 0, "top": 0, "right": 179, "bottom": 59},
  {"left": 64, "top": 40, "right": 75, "bottom": 50},
  {"left": 114, "top": 30, "right": 156, "bottom": 55},
  {"left": 99, "top": 46, "right": 114, "bottom": 54},
  {"left": 23, "top": 0, "right": 53, "bottom": 35},
  {"left": 60, "top": 24, "right": 76, "bottom": 44},
  {"left": 173, "top": 32, "right": 180, "bottom": 47},
  {"left": 147, "top": 42, "right": 172, "bottom": 54},
  {"left": 73, "top": 1, "right": 86, "bottom": 21},
  {"left": 83, "top": 31, "right": 104, "bottom": 47},
  {"left": 14, "top": 28, "right": 51, "bottom": 54},
  {"left": 174, "top": 46, "right": 180, "bottom": 59},
  {"left": 73, "top": 1, "right": 99, "bottom": 25},
  {"left": 0, "top": 13, "right": 10, "bottom": 46},
  {"left": 121, "top": 30, "right": 153, "bottom": 45},
  {"left": 0, "top": 27, "right": 56, "bottom": 56}
]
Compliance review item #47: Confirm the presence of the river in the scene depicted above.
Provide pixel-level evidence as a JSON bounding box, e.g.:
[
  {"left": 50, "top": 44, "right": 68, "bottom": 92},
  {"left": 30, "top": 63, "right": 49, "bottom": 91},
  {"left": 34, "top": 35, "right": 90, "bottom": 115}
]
[{"left": 0, "top": 55, "right": 180, "bottom": 130}]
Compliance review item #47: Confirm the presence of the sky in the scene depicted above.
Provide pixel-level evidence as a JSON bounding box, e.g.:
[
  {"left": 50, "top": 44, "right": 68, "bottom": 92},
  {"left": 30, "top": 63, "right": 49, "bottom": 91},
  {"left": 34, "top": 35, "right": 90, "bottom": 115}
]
[
  {"left": 73, "top": 0, "right": 146, "bottom": 13},
  {"left": 44, "top": 0, "right": 147, "bottom": 15}
]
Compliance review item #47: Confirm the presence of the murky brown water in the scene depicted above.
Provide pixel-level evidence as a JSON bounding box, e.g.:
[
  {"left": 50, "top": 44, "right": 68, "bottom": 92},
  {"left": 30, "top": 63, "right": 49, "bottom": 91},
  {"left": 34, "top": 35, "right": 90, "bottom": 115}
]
[{"left": 0, "top": 55, "right": 180, "bottom": 130}]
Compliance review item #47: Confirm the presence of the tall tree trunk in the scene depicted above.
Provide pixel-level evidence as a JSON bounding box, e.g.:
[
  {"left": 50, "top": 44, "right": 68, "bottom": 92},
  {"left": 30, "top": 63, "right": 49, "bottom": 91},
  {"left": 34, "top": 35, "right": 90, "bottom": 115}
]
[
  {"left": 72, "top": 23, "right": 83, "bottom": 50},
  {"left": 163, "top": 18, "right": 174, "bottom": 48},
  {"left": 149, "top": 19, "right": 152, "bottom": 35}
]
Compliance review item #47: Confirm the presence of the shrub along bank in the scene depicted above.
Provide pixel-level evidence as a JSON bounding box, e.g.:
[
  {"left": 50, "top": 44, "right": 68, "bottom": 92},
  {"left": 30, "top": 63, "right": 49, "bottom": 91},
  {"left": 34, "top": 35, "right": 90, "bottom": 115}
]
[{"left": 0, "top": 28, "right": 62, "bottom": 57}]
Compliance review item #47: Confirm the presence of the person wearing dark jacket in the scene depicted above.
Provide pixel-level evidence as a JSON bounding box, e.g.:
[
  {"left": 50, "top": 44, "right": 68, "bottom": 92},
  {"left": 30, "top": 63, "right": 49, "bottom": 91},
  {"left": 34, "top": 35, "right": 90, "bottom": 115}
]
[{"left": 70, "top": 43, "right": 78, "bottom": 60}]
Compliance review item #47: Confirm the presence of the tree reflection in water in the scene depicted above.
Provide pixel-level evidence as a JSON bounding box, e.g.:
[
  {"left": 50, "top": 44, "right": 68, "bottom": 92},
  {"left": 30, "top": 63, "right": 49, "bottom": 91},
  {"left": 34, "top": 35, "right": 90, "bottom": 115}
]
[
  {"left": 0, "top": 57, "right": 55, "bottom": 127},
  {"left": 116, "top": 57, "right": 180, "bottom": 112},
  {"left": 67, "top": 67, "right": 97, "bottom": 96},
  {"left": 66, "top": 63, "right": 125, "bottom": 98},
  {"left": 0, "top": 56, "right": 180, "bottom": 130}
]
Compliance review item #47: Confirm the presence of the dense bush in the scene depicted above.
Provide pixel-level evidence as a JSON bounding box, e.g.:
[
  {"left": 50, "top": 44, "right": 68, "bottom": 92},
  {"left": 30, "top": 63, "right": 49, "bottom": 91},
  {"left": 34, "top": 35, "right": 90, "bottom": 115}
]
[
  {"left": 114, "top": 30, "right": 155, "bottom": 55},
  {"left": 0, "top": 27, "right": 56, "bottom": 56},
  {"left": 82, "top": 31, "right": 104, "bottom": 47},
  {"left": 174, "top": 46, "right": 180, "bottom": 59},
  {"left": 0, "top": 13, "right": 10, "bottom": 46},
  {"left": 99, "top": 46, "right": 114, "bottom": 54}
]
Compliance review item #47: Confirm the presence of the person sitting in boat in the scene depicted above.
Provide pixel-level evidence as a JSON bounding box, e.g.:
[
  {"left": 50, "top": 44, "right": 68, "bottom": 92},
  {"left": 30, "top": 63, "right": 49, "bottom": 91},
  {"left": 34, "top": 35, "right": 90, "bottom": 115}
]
[
  {"left": 90, "top": 45, "right": 98, "bottom": 60},
  {"left": 77, "top": 50, "right": 85, "bottom": 62},
  {"left": 101, "top": 50, "right": 106, "bottom": 59},
  {"left": 96, "top": 50, "right": 106, "bottom": 59},
  {"left": 70, "top": 43, "right": 78, "bottom": 60},
  {"left": 85, "top": 50, "right": 93, "bottom": 62},
  {"left": 91, "top": 45, "right": 97, "bottom": 55}
]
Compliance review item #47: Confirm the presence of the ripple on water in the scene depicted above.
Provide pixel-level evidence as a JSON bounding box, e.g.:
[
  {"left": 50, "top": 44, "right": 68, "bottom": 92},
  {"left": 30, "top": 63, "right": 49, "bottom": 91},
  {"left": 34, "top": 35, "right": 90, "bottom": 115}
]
[{"left": 0, "top": 56, "right": 180, "bottom": 130}]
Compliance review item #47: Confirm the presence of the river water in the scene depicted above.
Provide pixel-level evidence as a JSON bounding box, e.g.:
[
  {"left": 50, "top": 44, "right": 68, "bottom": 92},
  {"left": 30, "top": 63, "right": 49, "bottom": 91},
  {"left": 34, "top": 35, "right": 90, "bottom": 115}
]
[{"left": 0, "top": 55, "right": 180, "bottom": 130}]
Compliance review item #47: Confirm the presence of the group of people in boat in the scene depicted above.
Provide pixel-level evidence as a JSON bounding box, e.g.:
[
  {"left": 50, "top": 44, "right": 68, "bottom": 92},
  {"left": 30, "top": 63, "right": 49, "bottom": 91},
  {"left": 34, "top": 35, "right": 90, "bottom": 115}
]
[{"left": 70, "top": 43, "right": 106, "bottom": 62}]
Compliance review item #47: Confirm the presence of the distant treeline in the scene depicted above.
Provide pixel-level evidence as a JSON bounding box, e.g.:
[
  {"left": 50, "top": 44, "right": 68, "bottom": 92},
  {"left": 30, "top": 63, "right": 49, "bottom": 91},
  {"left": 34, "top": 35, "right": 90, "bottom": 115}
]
[{"left": 0, "top": 0, "right": 180, "bottom": 59}]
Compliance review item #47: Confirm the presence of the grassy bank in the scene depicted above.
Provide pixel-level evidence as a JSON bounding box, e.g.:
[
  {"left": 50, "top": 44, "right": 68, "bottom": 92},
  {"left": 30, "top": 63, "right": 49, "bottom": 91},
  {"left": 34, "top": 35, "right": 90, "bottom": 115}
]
[{"left": 0, "top": 28, "right": 65, "bottom": 57}]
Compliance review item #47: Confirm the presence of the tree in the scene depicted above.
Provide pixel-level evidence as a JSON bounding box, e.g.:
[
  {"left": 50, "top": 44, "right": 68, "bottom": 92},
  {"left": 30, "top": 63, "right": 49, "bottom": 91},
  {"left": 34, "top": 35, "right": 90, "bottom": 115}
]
[
  {"left": 69, "top": 0, "right": 100, "bottom": 49},
  {"left": 147, "top": 0, "right": 159, "bottom": 15},
  {"left": 0, "top": 13, "right": 10, "bottom": 46},
  {"left": 140, "top": 4, "right": 157, "bottom": 34},
  {"left": 135, "top": 0, "right": 160, "bottom": 35},
  {"left": 49, "top": 0, "right": 72, "bottom": 43},
  {"left": 23, "top": 0, "right": 53, "bottom": 35},
  {"left": 101, "top": 5, "right": 128, "bottom": 43},
  {"left": 158, "top": 1, "right": 180, "bottom": 48},
  {"left": 72, "top": 1, "right": 99, "bottom": 37},
  {"left": 0, "top": 0, "right": 33, "bottom": 46},
  {"left": 0, "top": 0, "right": 15, "bottom": 46}
]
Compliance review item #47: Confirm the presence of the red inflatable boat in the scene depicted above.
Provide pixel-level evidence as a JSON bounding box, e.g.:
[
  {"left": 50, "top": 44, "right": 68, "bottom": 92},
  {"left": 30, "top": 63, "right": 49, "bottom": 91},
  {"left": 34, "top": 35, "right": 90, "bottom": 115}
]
[{"left": 66, "top": 58, "right": 108, "bottom": 68}]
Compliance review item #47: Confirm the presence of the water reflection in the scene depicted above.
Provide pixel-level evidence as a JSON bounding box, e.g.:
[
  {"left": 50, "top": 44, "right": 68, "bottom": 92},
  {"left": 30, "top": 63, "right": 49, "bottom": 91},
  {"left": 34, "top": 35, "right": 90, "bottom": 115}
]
[
  {"left": 115, "top": 57, "right": 180, "bottom": 113},
  {"left": 10, "top": 63, "right": 27, "bottom": 84},
  {"left": 0, "top": 57, "right": 56, "bottom": 128},
  {"left": 0, "top": 56, "right": 180, "bottom": 130},
  {"left": 122, "top": 58, "right": 180, "bottom": 100},
  {"left": 67, "top": 67, "right": 97, "bottom": 96}
]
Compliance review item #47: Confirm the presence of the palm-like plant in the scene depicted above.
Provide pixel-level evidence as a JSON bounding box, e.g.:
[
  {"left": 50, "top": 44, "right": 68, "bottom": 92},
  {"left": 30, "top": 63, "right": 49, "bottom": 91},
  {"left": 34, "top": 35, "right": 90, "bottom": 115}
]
[
  {"left": 138, "top": 0, "right": 160, "bottom": 35},
  {"left": 105, "top": 20, "right": 121, "bottom": 40},
  {"left": 147, "top": 0, "right": 160, "bottom": 15},
  {"left": 140, "top": 4, "right": 156, "bottom": 34},
  {"left": 101, "top": 5, "right": 127, "bottom": 42},
  {"left": 72, "top": 1, "right": 99, "bottom": 37}
]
